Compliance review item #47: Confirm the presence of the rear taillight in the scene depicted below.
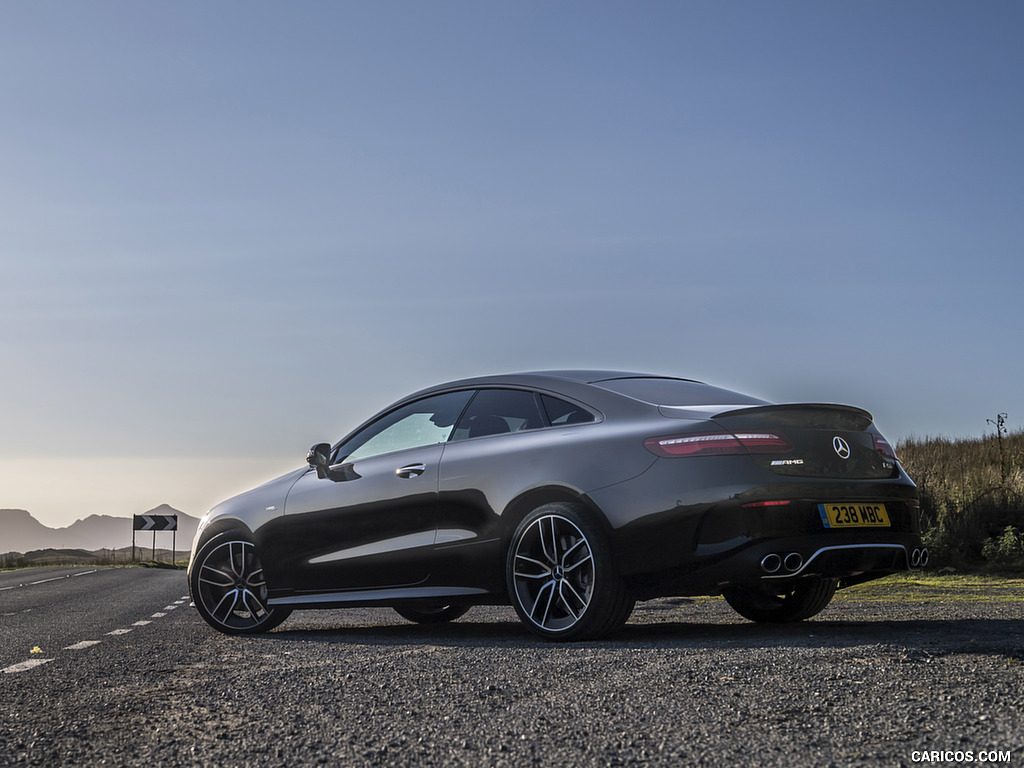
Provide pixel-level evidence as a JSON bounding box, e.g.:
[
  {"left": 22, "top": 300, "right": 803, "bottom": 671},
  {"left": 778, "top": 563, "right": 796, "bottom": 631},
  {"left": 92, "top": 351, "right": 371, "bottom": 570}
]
[
  {"left": 644, "top": 432, "right": 792, "bottom": 458},
  {"left": 873, "top": 434, "right": 898, "bottom": 461}
]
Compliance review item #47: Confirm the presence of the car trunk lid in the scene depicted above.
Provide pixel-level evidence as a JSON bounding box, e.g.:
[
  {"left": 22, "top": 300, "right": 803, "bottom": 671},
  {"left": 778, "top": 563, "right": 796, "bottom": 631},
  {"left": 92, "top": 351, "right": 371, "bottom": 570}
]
[{"left": 709, "top": 403, "right": 898, "bottom": 479}]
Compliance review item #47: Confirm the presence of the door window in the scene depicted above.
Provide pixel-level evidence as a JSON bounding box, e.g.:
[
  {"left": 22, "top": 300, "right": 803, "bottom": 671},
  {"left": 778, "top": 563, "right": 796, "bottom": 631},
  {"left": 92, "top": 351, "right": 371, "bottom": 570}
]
[
  {"left": 451, "top": 389, "right": 546, "bottom": 441},
  {"left": 337, "top": 390, "right": 474, "bottom": 463}
]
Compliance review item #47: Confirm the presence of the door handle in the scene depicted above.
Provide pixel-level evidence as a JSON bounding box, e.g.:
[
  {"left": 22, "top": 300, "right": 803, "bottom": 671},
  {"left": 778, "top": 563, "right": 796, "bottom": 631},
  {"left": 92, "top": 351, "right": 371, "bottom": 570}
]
[{"left": 395, "top": 463, "right": 427, "bottom": 478}]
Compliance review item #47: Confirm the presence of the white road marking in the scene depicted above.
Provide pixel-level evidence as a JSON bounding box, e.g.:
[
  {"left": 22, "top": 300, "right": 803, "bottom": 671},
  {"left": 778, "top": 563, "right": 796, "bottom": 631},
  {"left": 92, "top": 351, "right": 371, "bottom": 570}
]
[
  {"left": 2, "top": 579, "right": 178, "bottom": 675},
  {"left": 65, "top": 640, "right": 102, "bottom": 650},
  {"left": 3, "top": 658, "right": 54, "bottom": 674},
  {"left": 0, "top": 569, "right": 97, "bottom": 591}
]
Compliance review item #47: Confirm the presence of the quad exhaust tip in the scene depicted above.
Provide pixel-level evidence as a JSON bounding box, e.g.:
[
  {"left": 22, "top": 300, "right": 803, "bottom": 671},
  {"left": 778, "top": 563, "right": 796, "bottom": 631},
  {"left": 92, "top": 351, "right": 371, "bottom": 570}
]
[
  {"left": 763, "top": 548, "right": 930, "bottom": 572},
  {"left": 760, "top": 552, "right": 803, "bottom": 574},
  {"left": 783, "top": 552, "right": 804, "bottom": 572}
]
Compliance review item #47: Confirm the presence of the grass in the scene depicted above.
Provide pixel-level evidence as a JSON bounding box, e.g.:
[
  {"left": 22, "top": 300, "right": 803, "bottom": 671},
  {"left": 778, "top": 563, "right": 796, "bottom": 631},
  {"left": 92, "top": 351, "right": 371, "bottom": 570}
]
[
  {"left": 0, "top": 547, "right": 188, "bottom": 570},
  {"left": 835, "top": 573, "right": 1024, "bottom": 603},
  {"left": 0, "top": 558, "right": 189, "bottom": 572}
]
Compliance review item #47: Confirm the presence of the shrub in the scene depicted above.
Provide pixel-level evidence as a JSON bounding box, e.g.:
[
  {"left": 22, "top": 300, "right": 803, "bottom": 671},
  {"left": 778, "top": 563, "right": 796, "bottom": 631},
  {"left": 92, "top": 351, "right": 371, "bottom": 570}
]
[
  {"left": 898, "top": 426, "right": 1024, "bottom": 569},
  {"left": 981, "top": 526, "right": 1024, "bottom": 568}
]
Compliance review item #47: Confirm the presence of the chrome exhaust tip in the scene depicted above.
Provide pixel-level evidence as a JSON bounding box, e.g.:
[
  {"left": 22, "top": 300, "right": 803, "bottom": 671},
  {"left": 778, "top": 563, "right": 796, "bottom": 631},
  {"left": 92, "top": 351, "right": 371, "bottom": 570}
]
[
  {"left": 920, "top": 548, "right": 929, "bottom": 567},
  {"left": 910, "top": 548, "right": 928, "bottom": 567},
  {"left": 783, "top": 552, "right": 803, "bottom": 572},
  {"left": 760, "top": 553, "right": 782, "bottom": 574}
]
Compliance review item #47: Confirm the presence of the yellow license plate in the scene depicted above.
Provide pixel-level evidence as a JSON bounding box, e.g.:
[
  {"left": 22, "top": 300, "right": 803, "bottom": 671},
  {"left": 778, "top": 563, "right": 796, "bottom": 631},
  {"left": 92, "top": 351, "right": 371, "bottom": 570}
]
[{"left": 818, "top": 503, "right": 890, "bottom": 528}]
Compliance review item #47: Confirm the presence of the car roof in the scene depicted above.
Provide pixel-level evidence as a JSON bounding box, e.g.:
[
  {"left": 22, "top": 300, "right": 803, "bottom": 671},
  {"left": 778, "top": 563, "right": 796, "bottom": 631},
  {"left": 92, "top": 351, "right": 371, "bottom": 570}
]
[
  {"left": 398, "top": 371, "right": 708, "bottom": 408},
  {"left": 531, "top": 370, "right": 703, "bottom": 384},
  {"left": 370, "top": 370, "right": 769, "bottom": 427},
  {"left": 412, "top": 370, "right": 702, "bottom": 392}
]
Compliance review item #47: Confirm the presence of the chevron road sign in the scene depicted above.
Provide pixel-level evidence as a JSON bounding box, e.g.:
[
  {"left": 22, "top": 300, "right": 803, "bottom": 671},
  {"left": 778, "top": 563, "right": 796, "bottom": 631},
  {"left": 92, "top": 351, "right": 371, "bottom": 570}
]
[
  {"left": 131, "top": 514, "right": 179, "bottom": 563},
  {"left": 133, "top": 514, "right": 178, "bottom": 531}
]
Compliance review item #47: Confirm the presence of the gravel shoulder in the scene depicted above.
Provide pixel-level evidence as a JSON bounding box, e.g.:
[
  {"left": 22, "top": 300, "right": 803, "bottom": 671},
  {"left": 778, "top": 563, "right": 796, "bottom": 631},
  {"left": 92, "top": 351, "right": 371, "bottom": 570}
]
[{"left": 2, "top": 576, "right": 1022, "bottom": 767}]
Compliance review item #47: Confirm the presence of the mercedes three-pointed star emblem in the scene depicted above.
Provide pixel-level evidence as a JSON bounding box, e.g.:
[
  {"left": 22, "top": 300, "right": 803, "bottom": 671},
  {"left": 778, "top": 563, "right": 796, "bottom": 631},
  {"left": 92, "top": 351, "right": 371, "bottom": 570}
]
[{"left": 833, "top": 436, "right": 851, "bottom": 460}]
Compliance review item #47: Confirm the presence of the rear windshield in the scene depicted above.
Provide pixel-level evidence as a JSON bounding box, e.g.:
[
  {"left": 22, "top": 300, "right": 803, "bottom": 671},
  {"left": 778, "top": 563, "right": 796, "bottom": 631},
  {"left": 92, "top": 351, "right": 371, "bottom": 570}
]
[{"left": 595, "top": 378, "right": 767, "bottom": 407}]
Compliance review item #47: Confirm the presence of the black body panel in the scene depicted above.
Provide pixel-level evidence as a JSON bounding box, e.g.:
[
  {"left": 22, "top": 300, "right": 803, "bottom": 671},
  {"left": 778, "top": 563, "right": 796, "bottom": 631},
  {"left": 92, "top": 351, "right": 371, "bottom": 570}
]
[{"left": 189, "top": 371, "right": 924, "bottom": 620}]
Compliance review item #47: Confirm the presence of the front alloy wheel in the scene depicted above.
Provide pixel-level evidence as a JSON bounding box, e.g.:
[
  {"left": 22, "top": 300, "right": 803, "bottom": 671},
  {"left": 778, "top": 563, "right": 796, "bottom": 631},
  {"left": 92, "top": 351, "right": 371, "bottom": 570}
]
[
  {"left": 507, "top": 503, "right": 633, "bottom": 641},
  {"left": 190, "top": 532, "right": 291, "bottom": 634}
]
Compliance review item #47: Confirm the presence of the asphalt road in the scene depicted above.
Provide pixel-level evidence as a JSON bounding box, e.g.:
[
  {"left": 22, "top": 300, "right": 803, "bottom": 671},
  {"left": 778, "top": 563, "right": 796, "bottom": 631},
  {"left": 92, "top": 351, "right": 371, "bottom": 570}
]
[
  {"left": 2, "top": 567, "right": 1022, "bottom": 767},
  {"left": 0, "top": 567, "right": 189, "bottom": 674}
]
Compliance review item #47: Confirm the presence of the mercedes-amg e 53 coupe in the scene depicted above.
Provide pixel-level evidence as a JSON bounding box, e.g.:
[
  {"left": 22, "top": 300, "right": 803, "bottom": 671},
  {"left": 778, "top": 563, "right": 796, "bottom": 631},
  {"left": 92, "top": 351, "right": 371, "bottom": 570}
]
[{"left": 188, "top": 371, "right": 924, "bottom": 640}]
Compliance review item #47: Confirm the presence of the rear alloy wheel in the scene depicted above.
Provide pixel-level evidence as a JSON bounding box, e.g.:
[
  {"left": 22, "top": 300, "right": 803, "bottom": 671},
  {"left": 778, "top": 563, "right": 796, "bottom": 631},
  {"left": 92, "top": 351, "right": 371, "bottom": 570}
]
[
  {"left": 190, "top": 531, "right": 292, "bottom": 634},
  {"left": 507, "top": 503, "right": 633, "bottom": 641},
  {"left": 393, "top": 603, "right": 472, "bottom": 624},
  {"left": 722, "top": 579, "right": 838, "bottom": 623}
]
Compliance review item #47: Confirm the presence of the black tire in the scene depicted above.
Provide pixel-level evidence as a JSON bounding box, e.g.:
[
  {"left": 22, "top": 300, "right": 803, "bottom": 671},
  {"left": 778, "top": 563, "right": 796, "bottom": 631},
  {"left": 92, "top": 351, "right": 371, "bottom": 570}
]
[
  {"left": 393, "top": 603, "right": 472, "bottom": 624},
  {"left": 189, "top": 531, "right": 292, "bottom": 635},
  {"left": 722, "top": 578, "right": 838, "bottom": 623},
  {"left": 506, "top": 502, "right": 634, "bottom": 641}
]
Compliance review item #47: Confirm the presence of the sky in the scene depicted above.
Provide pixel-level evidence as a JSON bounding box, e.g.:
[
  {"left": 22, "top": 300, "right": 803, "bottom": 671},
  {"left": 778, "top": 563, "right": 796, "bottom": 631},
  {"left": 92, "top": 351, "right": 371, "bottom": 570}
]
[{"left": 1, "top": 2, "right": 1022, "bottom": 528}]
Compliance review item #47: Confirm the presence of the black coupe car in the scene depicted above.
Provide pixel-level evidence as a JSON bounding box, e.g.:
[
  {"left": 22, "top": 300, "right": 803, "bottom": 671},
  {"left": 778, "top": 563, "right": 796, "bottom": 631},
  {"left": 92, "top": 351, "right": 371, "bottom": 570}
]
[{"left": 188, "top": 371, "right": 925, "bottom": 640}]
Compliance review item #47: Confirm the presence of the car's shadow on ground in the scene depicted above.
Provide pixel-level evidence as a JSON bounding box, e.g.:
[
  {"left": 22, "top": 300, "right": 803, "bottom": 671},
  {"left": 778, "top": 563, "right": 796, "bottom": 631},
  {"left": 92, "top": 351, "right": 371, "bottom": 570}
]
[{"left": 261, "top": 607, "right": 1024, "bottom": 657}]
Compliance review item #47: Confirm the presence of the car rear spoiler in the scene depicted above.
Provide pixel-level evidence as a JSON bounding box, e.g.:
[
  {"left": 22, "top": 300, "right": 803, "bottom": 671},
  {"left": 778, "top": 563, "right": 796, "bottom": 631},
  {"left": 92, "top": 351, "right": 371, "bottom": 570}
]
[{"left": 711, "top": 403, "right": 874, "bottom": 431}]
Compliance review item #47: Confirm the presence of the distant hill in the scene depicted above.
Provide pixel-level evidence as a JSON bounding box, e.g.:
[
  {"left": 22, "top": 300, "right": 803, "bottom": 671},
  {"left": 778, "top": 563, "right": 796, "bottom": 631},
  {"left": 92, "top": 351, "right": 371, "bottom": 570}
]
[{"left": 0, "top": 504, "right": 200, "bottom": 554}]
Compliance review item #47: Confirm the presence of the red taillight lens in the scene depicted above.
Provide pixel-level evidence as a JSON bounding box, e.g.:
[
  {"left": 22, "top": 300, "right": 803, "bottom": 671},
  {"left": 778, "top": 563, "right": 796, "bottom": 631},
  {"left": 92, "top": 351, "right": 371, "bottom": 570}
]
[
  {"left": 735, "top": 433, "right": 793, "bottom": 452},
  {"left": 873, "top": 434, "right": 898, "bottom": 461},
  {"left": 644, "top": 432, "right": 791, "bottom": 458},
  {"left": 741, "top": 500, "right": 792, "bottom": 508},
  {"left": 644, "top": 433, "right": 742, "bottom": 457}
]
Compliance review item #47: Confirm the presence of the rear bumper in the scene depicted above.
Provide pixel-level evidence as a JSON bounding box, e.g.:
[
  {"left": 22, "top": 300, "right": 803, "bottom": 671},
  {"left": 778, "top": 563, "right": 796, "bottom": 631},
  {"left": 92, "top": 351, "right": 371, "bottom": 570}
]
[
  {"left": 627, "top": 532, "right": 925, "bottom": 599},
  {"left": 760, "top": 542, "right": 920, "bottom": 581},
  {"left": 621, "top": 514, "right": 924, "bottom": 599},
  {"left": 735, "top": 531, "right": 926, "bottom": 585}
]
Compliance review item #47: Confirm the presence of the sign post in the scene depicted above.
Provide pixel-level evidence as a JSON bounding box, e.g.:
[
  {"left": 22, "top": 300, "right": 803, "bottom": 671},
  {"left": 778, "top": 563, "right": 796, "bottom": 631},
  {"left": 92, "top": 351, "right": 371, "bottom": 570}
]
[{"left": 132, "top": 514, "right": 178, "bottom": 563}]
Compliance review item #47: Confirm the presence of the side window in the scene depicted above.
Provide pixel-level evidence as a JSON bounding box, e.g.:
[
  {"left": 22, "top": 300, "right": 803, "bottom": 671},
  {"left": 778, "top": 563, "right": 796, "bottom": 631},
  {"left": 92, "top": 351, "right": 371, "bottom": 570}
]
[
  {"left": 541, "top": 394, "right": 595, "bottom": 426},
  {"left": 337, "top": 390, "right": 474, "bottom": 463},
  {"left": 452, "top": 389, "right": 546, "bottom": 441}
]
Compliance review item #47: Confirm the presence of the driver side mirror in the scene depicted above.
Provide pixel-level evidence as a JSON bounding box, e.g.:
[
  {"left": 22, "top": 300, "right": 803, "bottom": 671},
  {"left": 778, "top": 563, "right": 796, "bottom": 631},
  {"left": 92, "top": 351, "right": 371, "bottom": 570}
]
[
  {"left": 307, "top": 443, "right": 333, "bottom": 480},
  {"left": 306, "top": 443, "right": 361, "bottom": 482}
]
